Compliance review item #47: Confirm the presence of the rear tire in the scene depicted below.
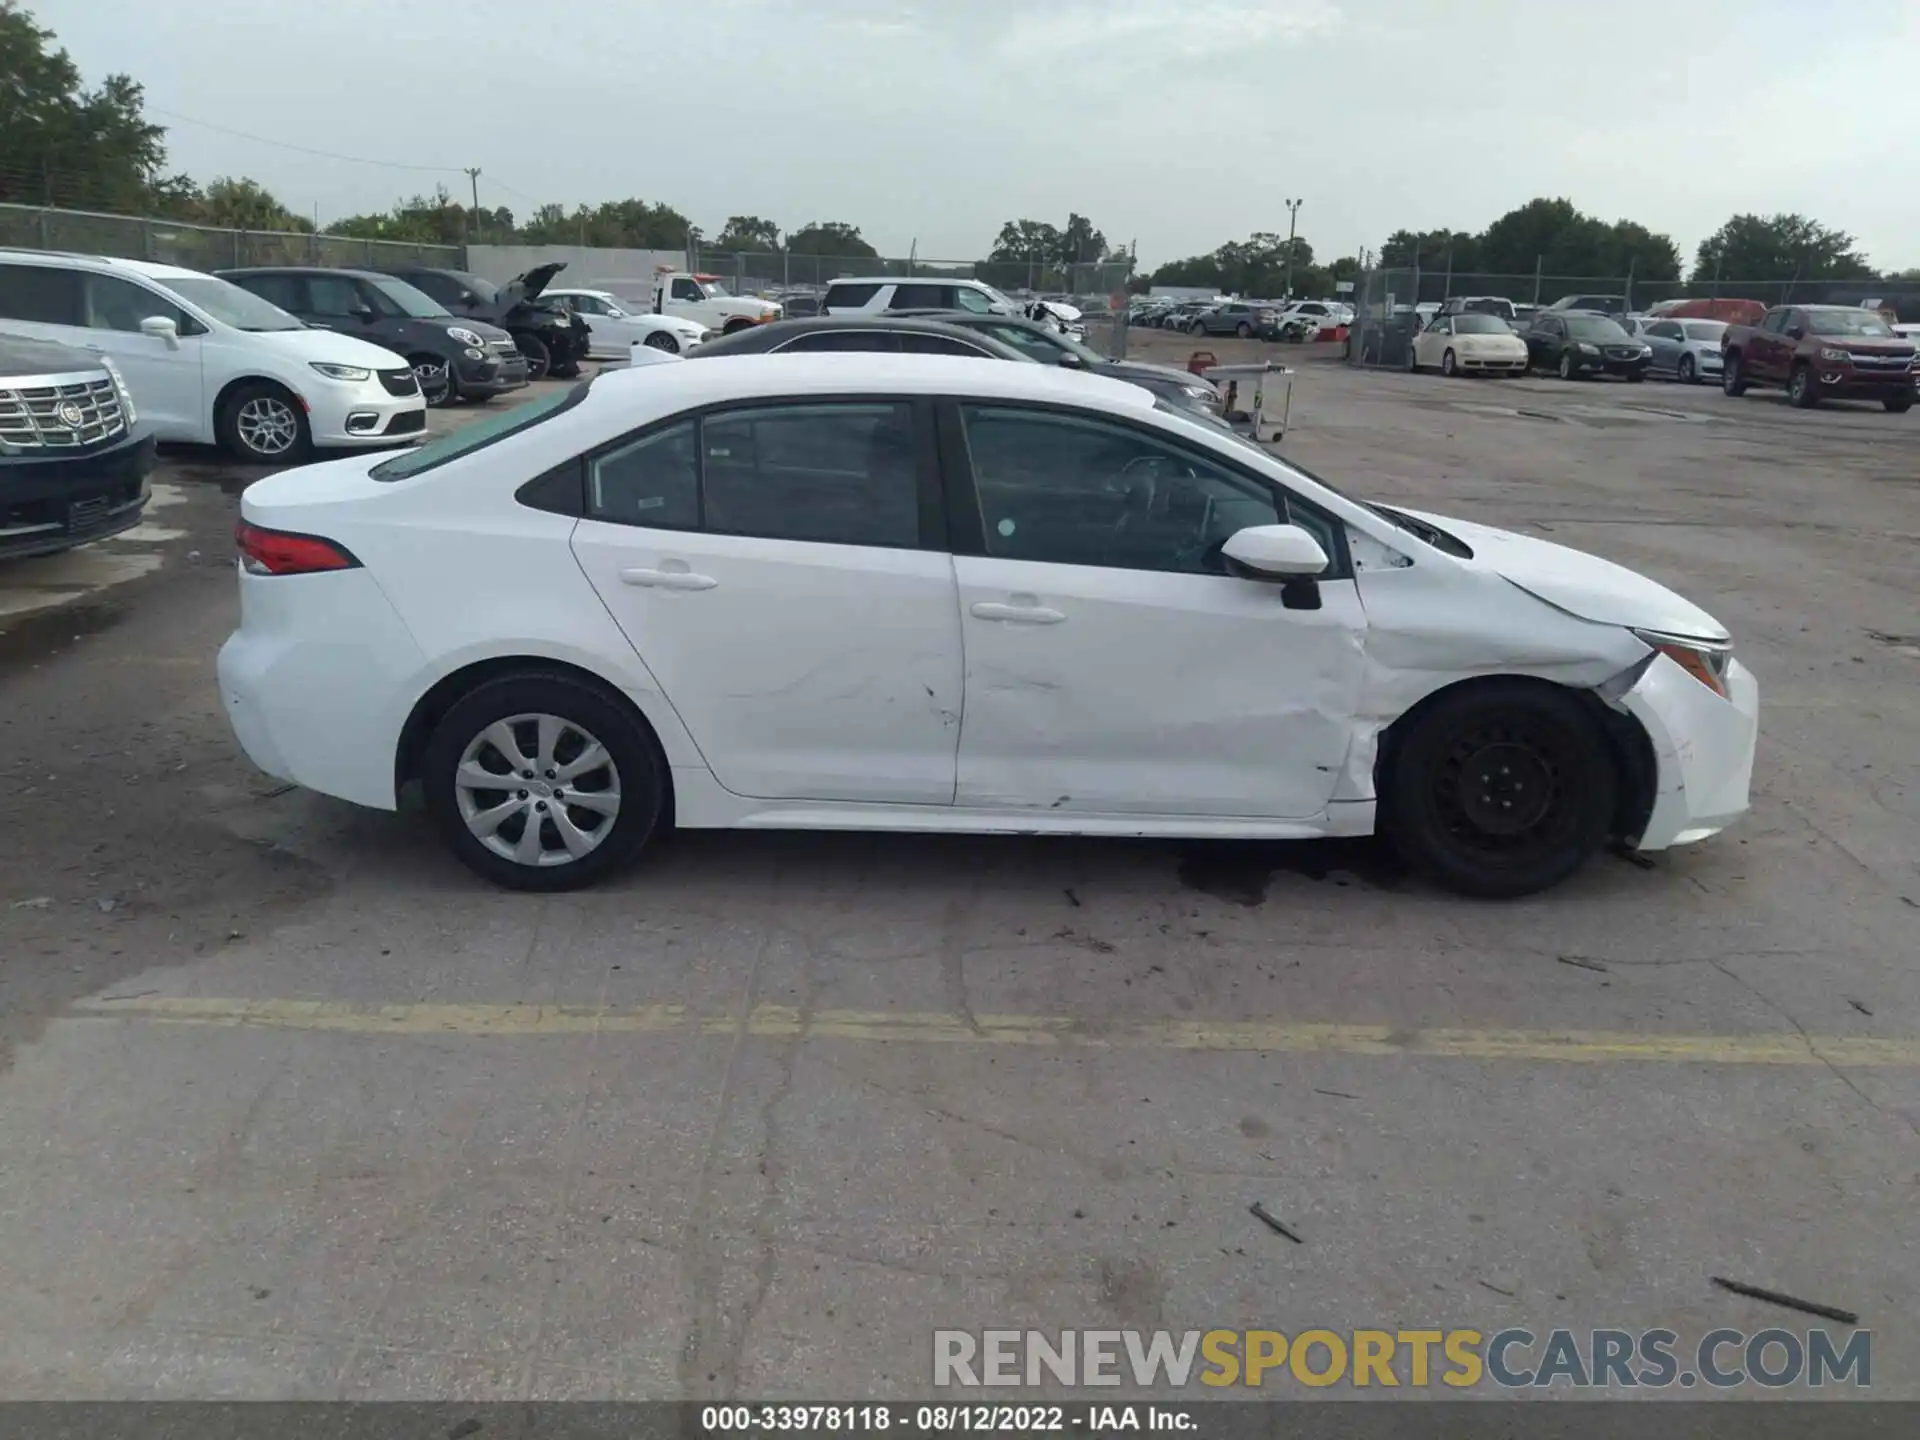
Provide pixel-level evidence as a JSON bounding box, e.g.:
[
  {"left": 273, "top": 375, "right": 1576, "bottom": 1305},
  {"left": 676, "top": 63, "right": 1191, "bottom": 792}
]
[
  {"left": 1384, "top": 680, "right": 1617, "bottom": 899},
  {"left": 423, "top": 672, "right": 666, "bottom": 892},
  {"left": 1722, "top": 353, "right": 1748, "bottom": 396},
  {"left": 1886, "top": 396, "right": 1914, "bottom": 413},
  {"left": 1404, "top": 343, "right": 1419, "bottom": 373},
  {"left": 513, "top": 331, "right": 551, "bottom": 382},
  {"left": 1788, "top": 362, "right": 1818, "bottom": 408},
  {"left": 1236, "top": 321, "right": 1252, "bottom": 338}
]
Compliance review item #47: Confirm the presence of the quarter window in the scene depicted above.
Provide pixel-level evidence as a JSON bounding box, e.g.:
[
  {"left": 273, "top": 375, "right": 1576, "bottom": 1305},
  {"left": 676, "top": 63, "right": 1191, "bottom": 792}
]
[
  {"left": 590, "top": 421, "right": 700, "bottom": 527},
  {"left": 897, "top": 333, "right": 989, "bottom": 356},
  {"left": 0, "top": 263, "right": 83, "bottom": 324},
  {"left": 957, "top": 405, "right": 1293, "bottom": 576}
]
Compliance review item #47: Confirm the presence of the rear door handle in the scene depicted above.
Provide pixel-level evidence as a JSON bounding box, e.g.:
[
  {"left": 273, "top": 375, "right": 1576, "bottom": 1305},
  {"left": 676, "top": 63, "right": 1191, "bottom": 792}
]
[
  {"left": 970, "top": 601, "right": 1065, "bottom": 625},
  {"left": 620, "top": 566, "right": 717, "bottom": 591}
]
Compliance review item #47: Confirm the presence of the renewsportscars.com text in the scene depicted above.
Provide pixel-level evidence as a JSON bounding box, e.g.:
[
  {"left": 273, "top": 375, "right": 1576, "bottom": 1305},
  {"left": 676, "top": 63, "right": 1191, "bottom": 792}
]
[{"left": 933, "top": 1327, "right": 1871, "bottom": 1390}]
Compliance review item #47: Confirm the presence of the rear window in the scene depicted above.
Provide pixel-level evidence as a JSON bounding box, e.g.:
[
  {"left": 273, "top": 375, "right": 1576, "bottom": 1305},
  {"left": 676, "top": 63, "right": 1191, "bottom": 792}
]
[
  {"left": 823, "top": 282, "right": 881, "bottom": 310},
  {"left": 371, "top": 383, "right": 587, "bottom": 480}
]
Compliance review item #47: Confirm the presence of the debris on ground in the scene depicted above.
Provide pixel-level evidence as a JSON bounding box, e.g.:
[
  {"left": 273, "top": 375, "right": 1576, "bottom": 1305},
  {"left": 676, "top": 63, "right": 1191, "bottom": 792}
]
[
  {"left": 1610, "top": 846, "right": 1658, "bottom": 871},
  {"left": 1710, "top": 1276, "right": 1858, "bottom": 1325},
  {"left": 1248, "top": 1201, "right": 1302, "bottom": 1244},
  {"left": 1847, "top": 998, "right": 1873, "bottom": 1016},
  {"left": 1063, "top": 887, "right": 1082, "bottom": 908},
  {"left": 1557, "top": 954, "right": 1610, "bottom": 974},
  {"left": 1477, "top": 1279, "right": 1516, "bottom": 1297},
  {"left": 1313, "top": 1088, "right": 1359, "bottom": 1100},
  {"left": 9, "top": 896, "right": 52, "bottom": 910}
]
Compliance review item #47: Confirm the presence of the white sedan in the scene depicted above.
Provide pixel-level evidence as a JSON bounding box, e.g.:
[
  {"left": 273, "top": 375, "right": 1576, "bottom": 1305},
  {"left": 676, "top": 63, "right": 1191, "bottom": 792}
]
[
  {"left": 1408, "top": 313, "right": 1531, "bottom": 376},
  {"left": 217, "top": 356, "right": 1757, "bottom": 898},
  {"left": 545, "top": 288, "right": 711, "bottom": 359}
]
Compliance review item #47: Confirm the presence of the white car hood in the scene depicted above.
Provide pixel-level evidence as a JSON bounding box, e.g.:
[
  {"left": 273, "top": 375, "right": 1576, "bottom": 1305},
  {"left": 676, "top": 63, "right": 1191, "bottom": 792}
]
[
  {"left": 248, "top": 327, "right": 407, "bottom": 368},
  {"left": 1393, "top": 508, "right": 1730, "bottom": 641}
]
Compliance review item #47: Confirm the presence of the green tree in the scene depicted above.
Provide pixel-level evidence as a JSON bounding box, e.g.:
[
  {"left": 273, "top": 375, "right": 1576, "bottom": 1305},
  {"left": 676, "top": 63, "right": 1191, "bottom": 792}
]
[
  {"left": 714, "top": 215, "right": 780, "bottom": 251},
  {"left": 195, "top": 175, "right": 307, "bottom": 232},
  {"left": 1059, "top": 212, "right": 1107, "bottom": 265},
  {"left": 0, "top": 2, "right": 176, "bottom": 212},
  {"left": 786, "top": 221, "right": 877, "bottom": 258},
  {"left": 1690, "top": 213, "right": 1876, "bottom": 283},
  {"left": 989, "top": 219, "right": 1065, "bottom": 264}
]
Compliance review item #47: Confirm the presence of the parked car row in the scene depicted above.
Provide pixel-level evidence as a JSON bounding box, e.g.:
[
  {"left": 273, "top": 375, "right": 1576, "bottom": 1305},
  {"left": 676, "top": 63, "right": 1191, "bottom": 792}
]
[{"left": 1130, "top": 297, "right": 1354, "bottom": 341}]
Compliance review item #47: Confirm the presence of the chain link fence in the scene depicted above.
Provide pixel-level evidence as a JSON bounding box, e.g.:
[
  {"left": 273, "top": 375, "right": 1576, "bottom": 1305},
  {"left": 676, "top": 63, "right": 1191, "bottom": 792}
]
[
  {"left": 0, "top": 203, "right": 463, "bottom": 273},
  {"left": 689, "top": 249, "right": 1134, "bottom": 303},
  {"left": 1346, "top": 267, "right": 1920, "bottom": 368}
]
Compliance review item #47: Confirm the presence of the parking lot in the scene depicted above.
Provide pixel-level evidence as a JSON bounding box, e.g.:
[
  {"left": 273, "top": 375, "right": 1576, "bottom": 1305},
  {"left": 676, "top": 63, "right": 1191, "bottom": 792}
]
[{"left": 1, "top": 349, "right": 1916, "bottom": 1400}]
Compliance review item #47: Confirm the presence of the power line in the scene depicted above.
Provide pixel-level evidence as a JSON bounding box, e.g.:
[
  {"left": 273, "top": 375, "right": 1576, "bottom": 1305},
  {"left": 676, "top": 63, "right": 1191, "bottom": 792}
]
[{"left": 149, "top": 107, "right": 466, "bottom": 174}]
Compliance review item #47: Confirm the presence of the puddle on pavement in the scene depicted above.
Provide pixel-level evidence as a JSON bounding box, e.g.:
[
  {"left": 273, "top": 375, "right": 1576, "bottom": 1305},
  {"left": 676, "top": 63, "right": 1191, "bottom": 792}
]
[
  {"left": 0, "top": 596, "right": 128, "bottom": 669},
  {"left": 1175, "top": 837, "right": 1405, "bottom": 906}
]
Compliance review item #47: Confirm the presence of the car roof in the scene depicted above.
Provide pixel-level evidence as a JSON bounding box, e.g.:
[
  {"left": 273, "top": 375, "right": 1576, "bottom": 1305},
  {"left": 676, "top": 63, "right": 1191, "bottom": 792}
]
[
  {"left": 826, "top": 275, "right": 990, "bottom": 288},
  {"left": 216, "top": 265, "right": 384, "bottom": 280},
  {"left": 690, "top": 315, "right": 1035, "bottom": 360},
  {"left": 0, "top": 248, "right": 206, "bottom": 281},
  {"left": 584, "top": 352, "right": 1156, "bottom": 415}
]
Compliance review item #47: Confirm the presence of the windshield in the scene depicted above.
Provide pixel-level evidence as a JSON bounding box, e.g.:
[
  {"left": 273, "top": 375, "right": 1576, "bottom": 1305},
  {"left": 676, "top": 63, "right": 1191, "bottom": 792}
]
[
  {"left": 163, "top": 276, "right": 305, "bottom": 332},
  {"left": 1452, "top": 315, "right": 1510, "bottom": 335},
  {"left": 366, "top": 276, "right": 448, "bottom": 319},
  {"left": 1566, "top": 315, "right": 1630, "bottom": 342},
  {"left": 372, "top": 384, "right": 586, "bottom": 480},
  {"left": 1807, "top": 309, "right": 1894, "bottom": 337},
  {"left": 1461, "top": 298, "right": 1514, "bottom": 317},
  {"left": 459, "top": 273, "right": 500, "bottom": 304},
  {"left": 696, "top": 280, "right": 731, "bottom": 298},
  {"left": 595, "top": 295, "right": 633, "bottom": 317},
  {"left": 1683, "top": 321, "right": 1727, "bottom": 342}
]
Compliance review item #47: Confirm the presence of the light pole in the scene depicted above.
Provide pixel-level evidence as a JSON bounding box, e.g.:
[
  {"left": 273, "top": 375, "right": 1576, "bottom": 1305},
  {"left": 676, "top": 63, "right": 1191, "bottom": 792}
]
[{"left": 1283, "top": 198, "right": 1303, "bottom": 299}]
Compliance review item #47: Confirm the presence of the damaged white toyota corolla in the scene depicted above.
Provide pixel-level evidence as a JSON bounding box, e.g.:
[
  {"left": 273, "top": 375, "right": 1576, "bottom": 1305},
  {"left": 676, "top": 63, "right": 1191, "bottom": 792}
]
[{"left": 216, "top": 356, "right": 1757, "bottom": 897}]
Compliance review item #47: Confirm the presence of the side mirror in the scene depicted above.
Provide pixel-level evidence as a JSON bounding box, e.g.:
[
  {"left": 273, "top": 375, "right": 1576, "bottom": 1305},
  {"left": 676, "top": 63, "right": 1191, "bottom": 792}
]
[
  {"left": 1785, "top": 326, "right": 1804, "bottom": 340},
  {"left": 1056, "top": 351, "right": 1088, "bottom": 370},
  {"left": 352, "top": 304, "right": 377, "bottom": 322},
  {"left": 139, "top": 315, "right": 180, "bottom": 348},
  {"left": 1222, "top": 523, "right": 1328, "bottom": 577}
]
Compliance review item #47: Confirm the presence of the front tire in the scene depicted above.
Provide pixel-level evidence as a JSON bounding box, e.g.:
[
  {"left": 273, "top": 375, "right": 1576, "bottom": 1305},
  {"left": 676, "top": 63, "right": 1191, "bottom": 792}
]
[
  {"left": 1886, "top": 396, "right": 1914, "bottom": 413},
  {"left": 1441, "top": 348, "right": 1458, "bottom": 377},
  {"left": 409, "top": 353, "right": 457, "bottom": 407},
  {"left": 1236, "top": 321, "right": 1252, "bottom": 338},
  {"left": 1677, "top": 354, "right": 1696, "bottom": 385},
  {"left": 1722, "top": 353, "right": 1748, "bottom": 396},
  {"left": 423, "top": 672, "right": 666, "bottom": 892},
  {"left": 218, "top": 381, "right": 311, "bottom": 465},
  {"left": 1384, "top": 680, "right": 1617, "bottom": 899},
  {"left": 1788, "top": 362, "right": 1818, "bottom": 408},
  {"left": 643, "top": 330, "right": 680, "bottom": 354},
  {"left": 1404, "top": 343, "right": 1419, "bottom": 373},
  {"left": 1557, "top": 350, "right": 1576, "bottom": 381},
  {"left": 513, "top": 331, "right": 551, "bottom": 382}
]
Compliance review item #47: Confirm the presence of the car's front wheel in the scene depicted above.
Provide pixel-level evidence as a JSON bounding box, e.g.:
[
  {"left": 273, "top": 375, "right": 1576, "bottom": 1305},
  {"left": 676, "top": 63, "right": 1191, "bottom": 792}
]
[
  {"left": 1886, "top": 396, "right": 1914, "bottom": 414},
  {"left": 409, "top": 354, "right": 457, "bottom": 407},
  {"left": 513, "top": 331, "right": 551, "bottom": 382},
  {"left": 1557, "top": 351, "right": 1576, "bottom": 381},
  {"left": 1722, "top": 353, "right": 1747, "bottom": 396},
  {"left": 1677, "top": 354, "right": 1696, "bottom": 384},
  {"left": 423, "top": 672, "right": 667, "bottom": 891},
  {"left": 1788, "top": 362, "right": 1818, "bottom": 408},
  {"left": 644, "top": 330, "right": 681, "bottom": 353},
  {"left": 218, "top": 381, "right": 311, "bottom": 465},
  {"left": 1441, "top": 348, "right": 1457, "bottom": 377},
  {"left": 1384, "top": 679, "right": 1617, "bottom": 898}
]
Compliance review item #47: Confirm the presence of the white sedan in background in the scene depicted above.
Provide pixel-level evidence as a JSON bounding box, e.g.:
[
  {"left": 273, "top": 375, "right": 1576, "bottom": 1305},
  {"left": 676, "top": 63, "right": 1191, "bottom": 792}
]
[
  {"left": 545, "top": 288, "right": 712, "bottom": 358},
  {"left": 217, "top": 355, "right": 1756, "bottom": 899},
  {"left": 1408, "top": 313, "right": 1531, "bottom": 376}
]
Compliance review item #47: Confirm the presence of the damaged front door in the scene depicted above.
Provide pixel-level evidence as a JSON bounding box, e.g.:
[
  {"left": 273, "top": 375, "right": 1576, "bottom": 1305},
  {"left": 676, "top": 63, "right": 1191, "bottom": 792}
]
[{"left": 947, "top": 403, "right": 1366, "bottom": 818}]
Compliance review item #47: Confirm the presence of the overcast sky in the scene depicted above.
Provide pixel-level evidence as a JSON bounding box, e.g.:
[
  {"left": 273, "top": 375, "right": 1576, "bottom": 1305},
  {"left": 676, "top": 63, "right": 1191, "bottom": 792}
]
[{"left": 33, "top": 0, "right": 1920, "bottom": 271}]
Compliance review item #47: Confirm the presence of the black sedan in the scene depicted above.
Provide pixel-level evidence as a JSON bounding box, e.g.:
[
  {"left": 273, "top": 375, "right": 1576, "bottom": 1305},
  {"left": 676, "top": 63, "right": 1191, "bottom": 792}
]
[
  {"left": 1523, "top": 312, "right": 1653, "bottom": 381},
  {"left": 687, "top": 315, "right": 1034, "bottom": 361}
]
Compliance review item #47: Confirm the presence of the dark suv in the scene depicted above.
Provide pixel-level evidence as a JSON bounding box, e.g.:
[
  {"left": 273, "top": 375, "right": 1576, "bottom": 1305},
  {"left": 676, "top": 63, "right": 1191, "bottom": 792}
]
[
  {"left": 1, "top": 332, "right": 153, "bottom": 559},
  {"left": 377, "top": 262, "right": 590, "bottom": 381},
  {"left": 218, "top": 268, "right": 527, "bottom": 407}
]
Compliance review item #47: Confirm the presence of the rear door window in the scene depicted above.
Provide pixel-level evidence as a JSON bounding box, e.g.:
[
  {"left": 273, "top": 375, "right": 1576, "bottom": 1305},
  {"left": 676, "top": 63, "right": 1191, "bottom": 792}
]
[
  {"left": 0, "top": 262, "right": 83, "bottom": 325},
  {"left": 703, "top": 403, "right": 920, "bottom": 547},
  {"left": 822, "top": 282, "right": 881, "bottom": 310},
  {"left": 890, "top": 283, "right": 945, "bottom": 309},
  {"left": 897, "top": 333, "right": 992, "bottom": 356},
  {"left": 232, "top": 273, "right": 306, "bottom": 314}
]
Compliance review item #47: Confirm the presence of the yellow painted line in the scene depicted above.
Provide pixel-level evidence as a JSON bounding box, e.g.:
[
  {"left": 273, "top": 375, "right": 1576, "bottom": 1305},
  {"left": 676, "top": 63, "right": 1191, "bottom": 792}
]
[{"left": 64, "top": 997, "right": 1920, "bottom": 1068}]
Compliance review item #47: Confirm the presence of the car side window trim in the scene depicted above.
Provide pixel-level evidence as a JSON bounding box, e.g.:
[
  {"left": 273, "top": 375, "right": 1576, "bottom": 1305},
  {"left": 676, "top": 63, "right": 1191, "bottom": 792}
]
[
  {"left": 931, "top": 396, "right": 1352, "bottom": 581},
  {"left": 573, "top": 393, "right": 948, "bottom": 553}
]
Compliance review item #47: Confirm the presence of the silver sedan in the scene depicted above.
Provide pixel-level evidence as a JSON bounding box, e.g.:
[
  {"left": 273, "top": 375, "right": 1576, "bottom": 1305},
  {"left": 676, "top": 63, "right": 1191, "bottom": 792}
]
[{"left": 1629, "top": 317, "right": 1728, "bottom": 385}]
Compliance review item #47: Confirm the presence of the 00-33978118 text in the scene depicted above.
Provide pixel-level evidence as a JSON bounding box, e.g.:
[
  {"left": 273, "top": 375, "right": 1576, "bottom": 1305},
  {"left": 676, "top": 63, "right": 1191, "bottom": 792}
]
[{"left": 701, "top": 1404, "right": 1077, "bottom": 1431}]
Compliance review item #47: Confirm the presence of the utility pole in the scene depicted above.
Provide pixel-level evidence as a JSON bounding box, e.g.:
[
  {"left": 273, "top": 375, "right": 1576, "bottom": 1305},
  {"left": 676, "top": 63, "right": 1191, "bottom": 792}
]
[
  {"left": 1282, "top": 198, "right": 1303, "bottom": 299},
  {"left": 464, "top": 167, "right": 482, "bottom": 244}
]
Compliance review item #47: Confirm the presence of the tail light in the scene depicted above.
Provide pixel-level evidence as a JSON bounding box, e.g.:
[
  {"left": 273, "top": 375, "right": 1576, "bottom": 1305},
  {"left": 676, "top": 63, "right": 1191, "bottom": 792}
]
[{"left": 235, "top": 520, "right": 361, "bottom": 576}]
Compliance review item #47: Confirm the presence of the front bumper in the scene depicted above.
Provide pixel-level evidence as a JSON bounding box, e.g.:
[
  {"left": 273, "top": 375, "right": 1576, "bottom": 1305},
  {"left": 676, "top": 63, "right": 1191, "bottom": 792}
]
[
  {"left": 0, "top": 430, "right": 155, "bottom": 559},
  {"left": 452, "top": 346, "right": 530, "bottom": 397},
  {"left": 1619, "top": 654, "right": 1759, "bottom": 851},
  {"left": 1817, "top": 369, "right": 1919, "bottom": 400},
  {"left": 305, "top": 376, "right": 427, "bottom": 449},
  {"left": 1456, "top": 350, "right": 1529, "bottom": 373}
]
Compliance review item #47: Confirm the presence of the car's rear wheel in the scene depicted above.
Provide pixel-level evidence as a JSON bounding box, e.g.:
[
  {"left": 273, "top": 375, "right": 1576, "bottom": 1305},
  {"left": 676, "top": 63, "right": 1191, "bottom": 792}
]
[
  {"left": 1677, "top": 354, "right": 1697, "bottom": 384},
  {"left": 1384, "top": 680, "right": 1617, "bottom": 899},
  {"left": 1722, "top": 353, "right": 1747, "bottom": 396},
  {"left": 409, "top": 353, "right": 456, "bottom": 407},
  {"left": 1236, "top": 321, "right": 1252, "bottom": 338},
  {"left": 423, "top": 673, "right": 666, "bottom": 891},
  {"left": 218, "top": 381, "right": 311, "bottom": 465},
  {"left": 1404, "top": 343, "right": 1419, "bottom": 373},
  {"left": 1441, "top": 348, "right": 1458, "bottom": 377},
  {"left": 1788, "top": 362, "right": 1818, "bottom": 408},
  {"left": 1886, "top": 396, "right": 1914, "bottom": 413},
  {"left": 513, "top": 331, "right": 551, "bottom": 381},
  {"left": 644, "top": 330, "right": 680, "bottom": 353}
]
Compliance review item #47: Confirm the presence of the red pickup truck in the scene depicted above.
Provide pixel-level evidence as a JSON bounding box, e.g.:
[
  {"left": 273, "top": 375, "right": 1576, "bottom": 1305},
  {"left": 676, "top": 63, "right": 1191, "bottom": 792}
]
[{"left": 1721, "top": 304, "right": 1917, "bottom": 411}]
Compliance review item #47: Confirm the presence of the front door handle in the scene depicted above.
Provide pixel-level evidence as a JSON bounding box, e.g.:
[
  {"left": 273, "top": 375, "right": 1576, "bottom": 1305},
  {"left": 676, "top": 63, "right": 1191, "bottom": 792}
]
[
  {"left": 971, "top": 600, "right": 1064, "bottom": 625},
  {"left": 620, "top": 566, "right": 717, "bottom": 591}
]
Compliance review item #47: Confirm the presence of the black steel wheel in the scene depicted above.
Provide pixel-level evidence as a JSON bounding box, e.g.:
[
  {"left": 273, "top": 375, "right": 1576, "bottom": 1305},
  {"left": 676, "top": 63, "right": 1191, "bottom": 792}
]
[{"left": 1384, "top": 680, "right": 1617, "bottom": 898}]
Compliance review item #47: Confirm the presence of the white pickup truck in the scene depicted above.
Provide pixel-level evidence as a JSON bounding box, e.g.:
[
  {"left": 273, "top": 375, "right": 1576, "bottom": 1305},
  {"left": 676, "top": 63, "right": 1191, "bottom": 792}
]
[{"left": 651, "top": 272, "right": 781, "bottom": 333}]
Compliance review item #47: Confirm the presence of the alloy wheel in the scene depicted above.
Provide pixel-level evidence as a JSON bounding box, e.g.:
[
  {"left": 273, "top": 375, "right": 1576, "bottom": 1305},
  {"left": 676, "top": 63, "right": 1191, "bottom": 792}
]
[
  {"left": 413, "top": 358, "right": 454, "bottom": 405},
  {"left": 454, "top": 713, "right": 623, "bottom": 867},
  {"left": 234, "top": 396, "right": 299, "bottom": 457}
]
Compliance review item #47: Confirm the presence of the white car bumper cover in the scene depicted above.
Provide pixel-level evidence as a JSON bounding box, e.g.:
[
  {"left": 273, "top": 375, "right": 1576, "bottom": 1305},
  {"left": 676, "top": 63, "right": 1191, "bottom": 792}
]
[
  {"left": 1616, "top": 653, "right": 1758, "bottom": 850},
  {"left": 305, "top": 382, "right": 426, "bottom": 449}
]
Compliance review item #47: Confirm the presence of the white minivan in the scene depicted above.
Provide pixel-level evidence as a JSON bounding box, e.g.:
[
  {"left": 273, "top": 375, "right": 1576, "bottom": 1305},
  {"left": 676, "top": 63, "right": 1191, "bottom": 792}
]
[{"left": 0, "top": 250, "right": 427, "bottom": 464}]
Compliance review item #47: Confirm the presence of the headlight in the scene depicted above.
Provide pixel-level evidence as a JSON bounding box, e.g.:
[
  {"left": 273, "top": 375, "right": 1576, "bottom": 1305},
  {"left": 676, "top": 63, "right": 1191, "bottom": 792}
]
[
  {"left": 1818, "top": 346, "right": 1849, "bottom": 363},
  {"left": 1181, "top": 384, "right": 1218, "bottom": 403},
  {"left": 309, "top": 362, "right": 372, "bottom": 382},
  {"left": 1634, "top": 629, "right": 1733, "bottom": 698},
  {"left": 1639, "top": 345, "right": 1653, "bottom": 357},
  {"left": 99, "top": 356, "right": 137, "bottom": 425},
  {"left": 1577, "top": 342, "right": 1600, "bottom": 354},
  {"left": 447, "top": 326, "right": 486, "bottom": 347}
]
